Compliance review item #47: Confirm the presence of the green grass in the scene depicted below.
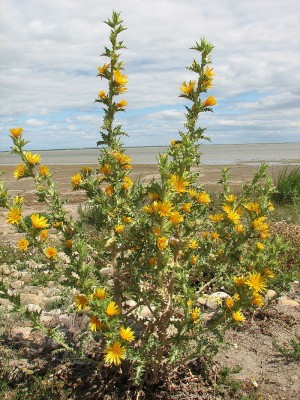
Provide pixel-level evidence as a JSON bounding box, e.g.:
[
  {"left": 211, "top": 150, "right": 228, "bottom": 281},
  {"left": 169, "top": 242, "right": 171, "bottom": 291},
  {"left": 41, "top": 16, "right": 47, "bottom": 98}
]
[
  {"left": 273, "top": 166, "right": 300, "bottom": 205},
  {"left": 273, "top": 336, "right": 300, "bottom": 362}
]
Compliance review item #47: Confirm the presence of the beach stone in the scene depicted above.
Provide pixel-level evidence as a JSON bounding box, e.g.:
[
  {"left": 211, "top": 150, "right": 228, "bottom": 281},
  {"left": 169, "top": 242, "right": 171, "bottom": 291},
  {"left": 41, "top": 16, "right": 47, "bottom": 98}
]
[
  {"left": 139, "top": 305, "right": 155, "bottom": 319},
  {"left": 197, "top": 296, "right": 208, "bottom": 306},
  {"left": 265, "top": 289, "right": 277, "bottom": 301},
  {"left": 124, "top": 299, "right": 137, "bottom": 308},
  {"left": 12, "top": 326, "right": 32, "bottom": 339},
  {"left": 201, "top": 312, "right": 216, "bottom": 322},
  {"left": 278, "top": 297, "right": 299, "bottom": 307},
  {"left": 0, "top": 264, "right": 10, "bottom": 275},
  {"left": 206, "top": 292, "right": 229, "bottom": 310},
  {"left": 0, "top": 298, "right": 14, "bottom": 311},
  {"left": 10, "top": 280, "right": 25, "bottom": 290},
  {"left": 99, "top": 267, "right": 113, "bottom": 277},
  {"left": 26, "top": 303, "right": 42, "bottom": 313},
  {"left": 20, "top": 292, "right": 45, "bottom": 307}
]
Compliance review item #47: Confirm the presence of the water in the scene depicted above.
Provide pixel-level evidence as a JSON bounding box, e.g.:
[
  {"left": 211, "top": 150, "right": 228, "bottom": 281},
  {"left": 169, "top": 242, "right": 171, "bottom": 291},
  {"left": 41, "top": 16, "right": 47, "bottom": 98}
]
[{"left": 1, "top": 143, "right": 300, "bottom": 165}]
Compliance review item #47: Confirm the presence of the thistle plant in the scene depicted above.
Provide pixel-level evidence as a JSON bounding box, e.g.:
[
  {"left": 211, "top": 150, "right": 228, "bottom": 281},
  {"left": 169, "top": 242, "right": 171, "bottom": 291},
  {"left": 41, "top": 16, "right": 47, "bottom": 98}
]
[{"left": 0, "top": 11, "right": 293, "bottom": 386}]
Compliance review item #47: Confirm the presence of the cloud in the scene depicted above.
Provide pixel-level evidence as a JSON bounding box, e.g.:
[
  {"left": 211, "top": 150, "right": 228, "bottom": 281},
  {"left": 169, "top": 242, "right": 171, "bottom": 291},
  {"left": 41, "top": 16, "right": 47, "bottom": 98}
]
[{"left": 0, "top": 0, "right": 299, "bottom": 150}]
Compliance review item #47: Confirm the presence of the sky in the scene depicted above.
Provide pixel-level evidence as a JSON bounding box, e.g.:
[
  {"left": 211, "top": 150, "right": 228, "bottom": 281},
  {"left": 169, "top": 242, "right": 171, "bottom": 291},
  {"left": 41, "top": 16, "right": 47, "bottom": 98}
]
[{"left": 1, "top": 0, "right": 300, "bottom": 150}]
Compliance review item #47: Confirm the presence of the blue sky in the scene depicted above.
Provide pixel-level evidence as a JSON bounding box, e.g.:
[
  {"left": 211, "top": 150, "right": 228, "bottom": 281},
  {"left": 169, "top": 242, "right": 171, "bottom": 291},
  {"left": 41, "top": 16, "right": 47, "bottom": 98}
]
[{"left": 1, "top": 0, "right": 299, "bottom": 150}]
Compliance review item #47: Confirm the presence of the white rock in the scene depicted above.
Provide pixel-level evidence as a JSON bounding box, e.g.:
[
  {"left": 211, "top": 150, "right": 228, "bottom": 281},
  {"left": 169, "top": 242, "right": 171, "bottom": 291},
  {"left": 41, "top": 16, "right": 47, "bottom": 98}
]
[
  {"left": 26, "top": 303, "right": 42, "bottom": 313},
  {"left": 206, "top": 292, "right": 229, "bottom": 310},
  {"left": 99, "top": 267, "right": 113, "bottom": 277},
  {"left": 10, "top": 280, "right": 25, "bottom": 290}
]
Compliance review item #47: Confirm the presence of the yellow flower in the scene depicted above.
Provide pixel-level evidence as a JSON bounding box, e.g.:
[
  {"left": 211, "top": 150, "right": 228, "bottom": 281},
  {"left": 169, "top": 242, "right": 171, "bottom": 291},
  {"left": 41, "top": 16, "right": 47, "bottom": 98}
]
[
  {"left": 105, "top": 185, "right": 114, "bottom": 196},
  {"left": 149, "top": 257, "right": 157, "bottom": 266},
  {"left": 122, "top": 176, "right": 133, "bottom": 190},
  {"left": 157, "top": 200, "right": 173, "bottom": 217},
  {"left": 17, "top": 238, "right": 29, "bottom": 252},
  {"left": 71, "top": 173, "right": 82, "bottom": 188},
  {"left": 97, "top": 63, "right": 110, "bottom": 75},
  {"left": 54, "top": 221, "right": 62, "bottom": 229},
  {"left": 252, "top": 217, "right": 269, "bottom": 233},
  {"left": 157, "top": 236, "right": 168, "bottom": 251},
  {"left": 100, "top": 163, "right": 111, "bottom": 175},
  {"left": 204, "top": 66, "right": 216, "bottom": 79},
  {"left": 267, "top": 201, "right": 275, "bottom": 212},
  {"left": 180, "top": 203, "right": 192, "bottom": 213},
  {"left": 104, "top": 342, "right": 125, "bottom": 365},
  {"left": 235, "top": 224, "right": 246, "bottom": 234},
  {"left": 190, "top": 255, "right": 198, "bottom": 265},
  {"left": 39, "top": 229, "right": 49, "bottom": 241},
  {"left": 233, "top": 293, "right": 240, "bottom": 301},
  {"left": 114, "top": 224, "right": 125, "bottom": 234},
  {"left": 263, "top": 268, "right": 275, "bottom": 279},
  {"left": 256, "top": 242, "right": 265, "bottom": 251},
  {"left": 14, "top": 163, "right": 26, "bottom": 179},
  {"left": 224, "top": 208, "right": 240, "bottom": 225},
  {"left": 39, "top": 165, "right": 50, "bottom": 176},
  {"left": 188, "top": 189, "right": 198, "bottom": 198},
  {"left": 169, "top": 175, "right": 189, "bottom": 193},
  {"left": 6, "top": 208, "right": 22, "bottom": 225},
  {"left": 98, "top": 90, "right": 106, "bottom": 99},
  {"left": 116, "top": 99, "right": 127, "bottom": 108},
  {"left": 10, "top": 127, "right": 23, "bottom": 138},
  {"left": 123, "top": 216, "right": 132, "bottom": 224},
  {"left": 149, "top": 192, "right": 160, "bottom": 201},
  {"left": 24, "top": 151, "right": 40, "bottom": 165},
  {"left": 225, "top": 297, "right": 234, "bottom": 309},
  {"left": 225, "top": 194, "right": 237, "bottom": 203},
  {"left": 119, "top": 326, "right": 135, "bottom": 342},
  {"left": 74, "top": 294, "right": 88, "bottom": 311},
  {"left": 191, "top": 307, "right": 201, "bottom": 323},
  {"left": 251, "top": 294, "right": 264, "bottom": 307},
  {"left": 209, "top": 213, "right": 224, "bottom": 223},
  {"left": 65, "top": 239, "right": 72, "bottom": 249},
  {"left": 233, "top": 275, "right": 247, "bottom": 286},
  {"left": 45, "top": 247, "right": 57, "bottom": 259},
  {"left": 113, "top": 70, "right": 128, "bottom": 86},
  {"left": 203, "top": 95, "right": 217, "bottom": 107},
  {"left": 31, "top": 213, "right": 49, "bottom": 229},
  {"left": 188, "top": 239, "right": 198, "bottom": 249},
  {"left": 142, "top": 204, "right": 153, "bottom": 213},
  {"left": 169, "top": 211, "right": 184, "bottom": 225},
  {"left": 246, "top": 272, "right": 267, "bottom": 293},
  {"left": 89, "top": 316, "right": 102, "bottom": 332},
  {"left": 232, "top": 310, "right": 246, "bottom": 323},
  {"left": 179, "top": 80, "right": 196, "bottom": 94},
  {"left": 197, "top": 192, "right": 211, "bottom": 204},
  {"left": 90, "top": 287, "right": 107, "bottom": 300},
  {"left": 211, "top": 232, "right": 219, "bottom": 241},
  {"left": 105, "top": 301, "right": 121, "bottom": 317},
  {"left": 112, "top": 151, "right": 131, "bottom": 165},
  {"left": 245, "top": 202, "right": 260, "bottom": 213}
]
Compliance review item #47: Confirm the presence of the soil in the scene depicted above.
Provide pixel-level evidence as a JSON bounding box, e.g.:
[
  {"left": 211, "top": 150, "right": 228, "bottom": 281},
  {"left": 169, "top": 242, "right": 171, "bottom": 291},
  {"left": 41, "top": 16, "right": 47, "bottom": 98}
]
[{"left": 0, "top": 163, "right": 299, "bottom": 399}]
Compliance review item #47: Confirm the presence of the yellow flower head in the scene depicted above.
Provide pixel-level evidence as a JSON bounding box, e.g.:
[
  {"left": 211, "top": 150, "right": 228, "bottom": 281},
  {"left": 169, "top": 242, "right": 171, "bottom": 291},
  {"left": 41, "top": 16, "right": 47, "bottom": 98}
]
[
  {"left": 24, "top": 151, "right": 40, "bottom": 165},
  {"left": 251, "top": 293, "right": 264, "bottom": 307},
  {"left": 149, "top": 257, "right": 157, "bottom": 266},
  {"left": 116, "top": 99, "right": 128, "bottom": 108},
  {"left": 65, "top": 239, "right": 72, "bottom": 249},
  {"left": 267, "top": 201, "right": 275, "bottom": 212},
  {"left": 113, "top": 70, "right": 128, "bottom": 86},
  {"left": 39, "top": 229, "right": 49, "bottom": 241},
  {"left": 105, "top": 185, "right": 114, "bottom": 196},
  {"left": 157, "top": 200, "right": 173, "bottom": 217},
  {"left": 256, "top": 242, "right": 265, "bottom": 251},
  {"left": 122, "top": 176, "right": 133, "bottom": 190},
  {"left": 14, "top": 163, "right": 26, "bottom": 179},
  {"left": 169, "top": 211, "right": 184, "bottom": 225},
  {"left": 74, "top": 294, "right": 88, "bottom": 311},
  {"left": 98, "top": 90, "right": 106, "bottom": 99},
  {"left": 90, "top": 287, "right": 107, "bottom": 300},
  {"left": 105, "top": 301, "right": 121, "bottom": 317},
  {"left": 245, "top": 202, "right": 260, "bottom": 213},
  {"left": 211, "top": 232, "right": 219, "bottom": 241},
  {"left": 100, "top": 163, "right": 111, "bottom": 175},
  {"left": 179, "top": 80, "right": 196, "bottom": 95},
  {"left": 191, "top": 307, "right": 201, "bottom": 323},
  {"left": 197, "top": 192, "right": 211, "bottom": 204},
  {"left": 190, "top": 255, "right": 199, "bottom": 265},
  {"left": 180, "top": 203, "right": 192, "bottom": 213},
  {"left": 104, "top": 342, "right": 125, "bottom": 365},
  {"left": 225, "top": 208, "right": 241, "bottom": 225},
  {"left": 246, "top": 272, "right": 267, "bottom": 293},
  {"left": 114, "top": 224, "right": 125, "bottom": 234},
  {"left": 233, "top": 275, "right": 247, "bottom": 286},
  {"left": 188, "top": 189, "right": 198, "bottom": 198},
  {"left": 252, "top": 217, "right": 268, "bottom": 233},
  {"left": 203, "top": 95, "right": 217, "bottom": 107},
  {"left": 225, "top": 194, "right": 237, "bottom": 203},
  {"left": 71, "top": 173, "right": 82, "bottom": 188},
  {"left": 39, "top": 165, "right": 50, "bottom": 176},
  {"left": 232, "top": 310, "right": 246, "bottom": 323},
  {"left": 188, "top": 239, "right": 198, "bottom": 249},
  {"left": 204, "top": 66, "right": 216, "bottom": 79},
  {"left": 169, "top": 174, "right": 189, "bottom": 193},
  {"left": 31, "top": 213, "right": 49, "bottom": 229},
  {"left": 119, "top": 326, "right": 135, "bottom": 342},
  {"left": 123, "top": 216, "right": 132, "bottom": 224},
  {"left": 89, "top": 316, "right": 102, "bottom": 332},
  {"left": 263, "top": 268, "right": 275, "bottom": 279},
  {"left": 209, "top": 213, "right": 224, "bottom": 223},
  {"left": 17, "top": 238, "right": 29, "bottom": 252},
  {"left": 97, "top": 63, "right": 110, "bottom": 75},
  {"left": 157, "top": 236, "right": 168, "bottom": 251},
  {"left": 10, "top": 127, "right": 23, "bottom": 138},
  {"left": 225, "top": 297, "right": 234, "bottom": 309},
  {"left": 235, "top": 224, "right": 246, "bottom": 234},
  {"left": 6, "top": 208, "right": 22, "bottom": 225},
  {"left": 112, "top": 151, "right": 131, "bottom": 165},
  {"left": 45, "top": 247, "right": 57, "bottom": 259}
]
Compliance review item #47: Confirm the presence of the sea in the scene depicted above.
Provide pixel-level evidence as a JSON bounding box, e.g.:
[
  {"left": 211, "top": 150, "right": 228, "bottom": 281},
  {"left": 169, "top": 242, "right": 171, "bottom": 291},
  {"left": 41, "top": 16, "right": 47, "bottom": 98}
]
[{"left": 1, "top": 143, "right": 300, "bottom": 166}]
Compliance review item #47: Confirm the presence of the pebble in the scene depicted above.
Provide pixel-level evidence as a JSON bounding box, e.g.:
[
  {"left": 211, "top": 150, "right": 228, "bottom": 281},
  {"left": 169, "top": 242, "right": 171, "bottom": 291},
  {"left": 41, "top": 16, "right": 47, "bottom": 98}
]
[
  {"left": 99, "top": 267, "right": 113, "bottom": 277},
  {"left": 11, "top": 326, "right": 32, "bottom": 339},
  {"left": 0, "top": 264, "right": 10, "bottom": 275},
  {"left": 10, "top": 280, "right": 25, "bottom": 290},
  {"left": 205, "top": 292, "right": 229, "bottom": 310},
  {"left": 278, "top": 297, "right": 299, "bottom": 307},
  {"left": 26, "top": 303, "right": 42, "bottom": 313}
]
